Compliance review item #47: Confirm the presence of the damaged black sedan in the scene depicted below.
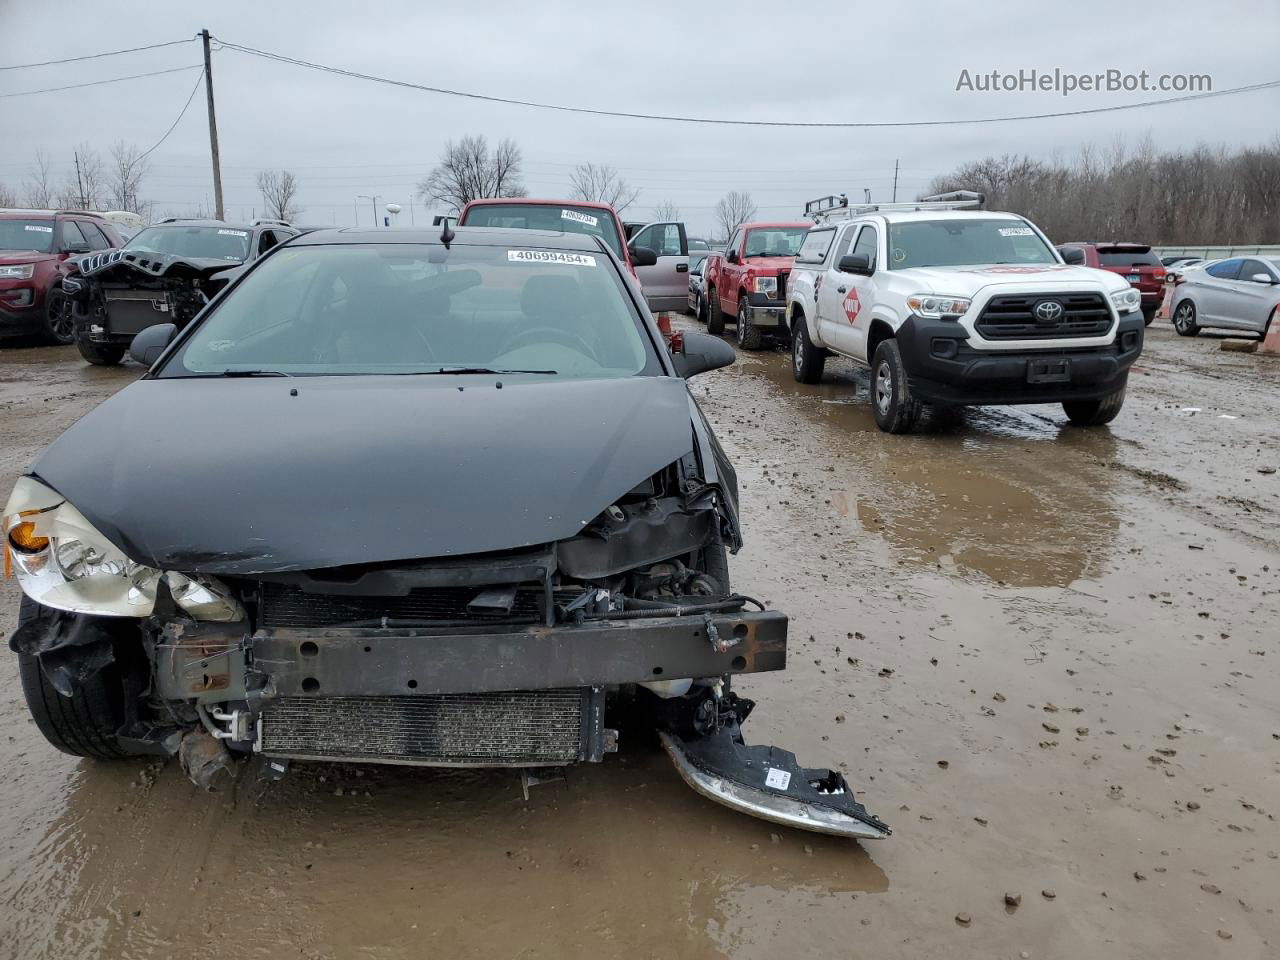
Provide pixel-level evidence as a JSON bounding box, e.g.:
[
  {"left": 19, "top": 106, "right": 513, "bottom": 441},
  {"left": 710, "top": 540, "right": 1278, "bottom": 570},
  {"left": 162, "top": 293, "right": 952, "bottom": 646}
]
[{"left": 4, "top": 225, "right": 888, "bottom": 840}]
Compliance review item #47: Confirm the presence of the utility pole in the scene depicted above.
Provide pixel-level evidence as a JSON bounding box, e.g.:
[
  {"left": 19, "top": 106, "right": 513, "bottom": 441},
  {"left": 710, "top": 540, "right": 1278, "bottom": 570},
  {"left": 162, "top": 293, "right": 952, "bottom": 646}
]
[
  {"left": 892, "top": 159, "right": 900, "bottom": 202},
  {"left": 357, "top": 194, "right": 381, "bottom": 227},
  {"left": 74, "top": 151, "right": 86, "bottom": 209},
  {"left": 200, "top": 29, "right": 224, "bottom": 221}
]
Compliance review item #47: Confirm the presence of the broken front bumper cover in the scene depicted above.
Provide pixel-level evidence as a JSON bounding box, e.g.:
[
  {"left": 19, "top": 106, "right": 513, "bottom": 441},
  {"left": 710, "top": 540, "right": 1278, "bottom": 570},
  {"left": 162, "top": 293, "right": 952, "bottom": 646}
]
[{"left": 661, "top": 720, "right": 891, "bottom": 840}]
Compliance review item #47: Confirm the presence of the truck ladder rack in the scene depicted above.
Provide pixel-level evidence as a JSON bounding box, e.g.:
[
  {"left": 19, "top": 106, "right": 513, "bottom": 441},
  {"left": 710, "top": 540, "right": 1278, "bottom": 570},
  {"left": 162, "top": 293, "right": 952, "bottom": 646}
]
[{"left": 804, "top": 191, "right": 985, "bottom": 223}]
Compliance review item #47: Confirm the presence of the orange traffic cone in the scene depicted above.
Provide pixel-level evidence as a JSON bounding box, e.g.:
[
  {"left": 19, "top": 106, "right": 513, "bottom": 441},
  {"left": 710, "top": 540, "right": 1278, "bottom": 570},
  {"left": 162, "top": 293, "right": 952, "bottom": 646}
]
[
  {"left": 1261, "top": 308, "right": 1280, "bottom": 357},
  {"left": 655, "top": 311, "right": 673, "bottom": 343}
]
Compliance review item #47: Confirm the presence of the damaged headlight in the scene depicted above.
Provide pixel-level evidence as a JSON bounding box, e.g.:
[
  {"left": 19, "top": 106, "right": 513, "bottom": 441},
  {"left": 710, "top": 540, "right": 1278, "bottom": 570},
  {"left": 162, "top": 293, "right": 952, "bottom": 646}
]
[{"left": 4, "top": 476, "right": 160, "bottom": 616}]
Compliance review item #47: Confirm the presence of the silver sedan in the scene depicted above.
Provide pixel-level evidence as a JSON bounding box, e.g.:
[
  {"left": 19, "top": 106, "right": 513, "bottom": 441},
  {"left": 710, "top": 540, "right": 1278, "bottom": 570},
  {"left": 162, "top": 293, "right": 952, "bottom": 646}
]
[{"left": 1169, "top": 256, "right": 1280, "bottom": 337}]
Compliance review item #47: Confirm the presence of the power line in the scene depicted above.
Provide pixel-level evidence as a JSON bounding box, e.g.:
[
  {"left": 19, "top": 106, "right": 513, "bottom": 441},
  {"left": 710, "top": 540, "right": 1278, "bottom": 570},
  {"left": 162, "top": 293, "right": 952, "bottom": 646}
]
[
  {"left": 0, "top": 38, "right": 195, "bottom": 71},
  {"left": 0, "top": 64, "right": 202, "bottom": 99},
  {"left": 137, "top": 69, "right": 207, "bottom": 163},
  {"left": 215, "top": 36, "right": 1280, "bottom": 128}
]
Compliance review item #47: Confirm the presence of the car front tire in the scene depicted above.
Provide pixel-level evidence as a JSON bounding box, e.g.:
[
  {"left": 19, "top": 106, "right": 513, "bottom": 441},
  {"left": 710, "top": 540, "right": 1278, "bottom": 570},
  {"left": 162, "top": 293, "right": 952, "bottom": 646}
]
[
  {"left": 1172, "top": 300, "right": 1200, "bottom": 337},
  {"left": 1063, "top": 380, "right": 1127, "bottom": 426},
  {"left": 792, "top": 318, "right": 825, "bottom": 383},
  {"left": 706, "top": 285, "right": 724, "bottom": 334},
  {"left": 736, "top": 299, "right": 763, "bottom": 350},
  {"left": 43, "top": 288, "right": 76, "bottom": 345},
  {"left": 870, "top": 339, "right": 921, "bottom": 434},
  {"left": 15, "top": 599, "right": 131, "bottom": 760},
  {"left": 76, "top": 338, "right": 126, "bottom": 366}
]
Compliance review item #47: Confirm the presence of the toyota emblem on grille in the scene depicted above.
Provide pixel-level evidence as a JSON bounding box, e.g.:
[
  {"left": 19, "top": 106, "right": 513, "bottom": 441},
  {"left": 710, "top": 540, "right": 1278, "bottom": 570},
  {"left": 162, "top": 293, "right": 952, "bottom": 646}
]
[{"left": 1034, "top": 299, "right": 1065, "bottom": 323}]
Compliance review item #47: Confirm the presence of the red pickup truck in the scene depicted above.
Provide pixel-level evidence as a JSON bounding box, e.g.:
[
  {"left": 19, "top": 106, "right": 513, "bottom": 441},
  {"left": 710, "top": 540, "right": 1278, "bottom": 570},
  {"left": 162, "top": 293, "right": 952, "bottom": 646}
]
[
  {"left": 702, "top": 221, "right": 810, "bottom": 349},
  {"left": 458, "top": 198, "right": 645, "bottom": 278},
  {"left": 1057, "top": 242, "right": 1166, "bottom": 326}
]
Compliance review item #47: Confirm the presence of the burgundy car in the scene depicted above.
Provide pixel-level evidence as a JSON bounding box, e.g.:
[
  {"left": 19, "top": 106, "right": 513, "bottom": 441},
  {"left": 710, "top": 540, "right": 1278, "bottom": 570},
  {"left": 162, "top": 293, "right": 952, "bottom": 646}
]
[
  {"left": 1058, "top": 242, "right": 1166, "bottom": 326},
  {"left": 0, "top": 211, "right": 122, "bottom": 344}
]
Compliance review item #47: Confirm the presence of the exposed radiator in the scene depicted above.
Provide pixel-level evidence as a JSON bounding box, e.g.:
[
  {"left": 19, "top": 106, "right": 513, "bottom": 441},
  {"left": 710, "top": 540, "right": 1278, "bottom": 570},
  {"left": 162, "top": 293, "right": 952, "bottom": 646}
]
[{"left": 259, "top": 690, "right": 592, "bottom": 766}]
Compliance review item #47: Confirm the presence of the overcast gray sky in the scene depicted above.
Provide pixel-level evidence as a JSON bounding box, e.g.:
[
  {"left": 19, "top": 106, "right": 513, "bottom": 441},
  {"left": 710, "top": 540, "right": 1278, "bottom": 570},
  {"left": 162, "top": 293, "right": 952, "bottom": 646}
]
[{"left": 2, "top": 0, "right": 1277, "bottom": 237}]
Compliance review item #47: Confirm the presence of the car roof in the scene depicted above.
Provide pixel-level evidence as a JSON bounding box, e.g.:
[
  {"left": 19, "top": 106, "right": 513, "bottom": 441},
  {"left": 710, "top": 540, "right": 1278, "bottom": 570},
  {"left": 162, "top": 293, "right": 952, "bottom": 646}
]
[
  {"left": 291, "top": 225, "right": 608, "bottom": 253},
  {"left": 741, "top": 221, "right": 811, "bottom": 230},
  {"left": 864, "top": 210, "right": 1026, "bottom": 225},
  {"left": 463, "top": 197, "right": 621, "bottom": 215},
  {"left": 143, "top": 220, "right": 259, "bottom": 230}
]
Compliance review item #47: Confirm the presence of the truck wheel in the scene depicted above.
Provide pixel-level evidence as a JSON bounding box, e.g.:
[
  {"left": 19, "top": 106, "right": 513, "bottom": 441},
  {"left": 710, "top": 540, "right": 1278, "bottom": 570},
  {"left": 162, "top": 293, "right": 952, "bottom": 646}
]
[
  {"left": 43, "top": 289, "right": 76, "bottom": 345},
  {"left": 1062, "top": 382, "right": 1126, "bottom": 427},
  {"left": 1171, "top": 300, "right": 1199, "bottom": 337},
  {"left": 870, "top": 339, "right": 921, "bottom": 434},
  {"left": 76, "top": 337, "right": 125, "bottom": 366},
  {"left": 1141, "top": 306, "right": 1157, "bottom": 327},
  {"left": 15, "top": 599, "right": 131, "bottom": 760},
  {"left": 707, "top": 286, "right": 724, "bottom": 334},
  {"left": 736, "top": 300, "right": 763, "bottom": 350},
  {"left": 792, "top": 319, "right": 825, "bottom": 383}
]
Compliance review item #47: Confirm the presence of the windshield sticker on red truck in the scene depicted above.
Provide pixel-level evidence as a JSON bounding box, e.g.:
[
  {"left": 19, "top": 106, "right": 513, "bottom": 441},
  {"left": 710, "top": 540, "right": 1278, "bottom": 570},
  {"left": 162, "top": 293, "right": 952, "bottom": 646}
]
[
  {"left": 561, "top": 209, "right": 598, "bottom": 228},
  {"left": 25, "top": 225, "right": 53, "bottom": 233},
  {"left": 843, "top": 288, "right": 861, "bottom": 324},
  {"left": 998, "top": 227, "right": 1035, "bottom": 237},
  {"left": 507, "top": 250, "right": 597, "bottom": 266}
]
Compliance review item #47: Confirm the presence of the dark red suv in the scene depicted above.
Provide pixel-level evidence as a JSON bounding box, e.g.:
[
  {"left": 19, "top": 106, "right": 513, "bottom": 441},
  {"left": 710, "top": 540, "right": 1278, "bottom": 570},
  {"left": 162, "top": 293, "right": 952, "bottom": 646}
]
[
  {"left": 0, "top": 210, "right": 123, "bottom": 344},
  {"left": 1057, "top": 242, "right": 1166, "bottom": 326}
]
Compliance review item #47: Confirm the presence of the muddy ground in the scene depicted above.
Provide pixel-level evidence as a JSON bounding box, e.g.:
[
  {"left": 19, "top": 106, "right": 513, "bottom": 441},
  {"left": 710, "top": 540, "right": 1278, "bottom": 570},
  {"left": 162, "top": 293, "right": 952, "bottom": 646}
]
[{"left": 0, "top": 321, "right": 1276, "bottom": 960}]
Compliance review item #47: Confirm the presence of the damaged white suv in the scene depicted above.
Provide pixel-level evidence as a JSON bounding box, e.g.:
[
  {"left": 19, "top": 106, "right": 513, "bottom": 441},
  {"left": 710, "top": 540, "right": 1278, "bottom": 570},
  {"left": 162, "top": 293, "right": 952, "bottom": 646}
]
[{"left": 786, "top": 195, "right": 1145, "bottom": 432}]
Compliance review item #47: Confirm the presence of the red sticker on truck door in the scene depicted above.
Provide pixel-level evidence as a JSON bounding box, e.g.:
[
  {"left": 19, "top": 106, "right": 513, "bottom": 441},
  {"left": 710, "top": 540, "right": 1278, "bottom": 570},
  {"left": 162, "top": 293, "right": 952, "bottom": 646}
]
[{"left": 842, "top": 289, "right": 861, "bottom": 324}]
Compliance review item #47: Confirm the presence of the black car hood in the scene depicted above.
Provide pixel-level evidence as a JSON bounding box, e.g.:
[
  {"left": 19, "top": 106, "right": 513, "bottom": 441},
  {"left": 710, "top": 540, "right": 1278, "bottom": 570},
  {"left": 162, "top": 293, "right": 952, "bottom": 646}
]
[{"left": 31, "top": 375, "right": 696, "bottom": 575}]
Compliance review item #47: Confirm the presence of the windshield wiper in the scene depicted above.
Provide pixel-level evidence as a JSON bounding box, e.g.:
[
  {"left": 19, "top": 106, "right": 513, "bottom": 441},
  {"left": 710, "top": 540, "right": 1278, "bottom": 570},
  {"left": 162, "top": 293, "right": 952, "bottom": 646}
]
[
  {"left": 404, "top": 366, "right": 559, "bottom": 376},
  {"left": 212, "top": 369, "right": 293, "bottom": 378}
]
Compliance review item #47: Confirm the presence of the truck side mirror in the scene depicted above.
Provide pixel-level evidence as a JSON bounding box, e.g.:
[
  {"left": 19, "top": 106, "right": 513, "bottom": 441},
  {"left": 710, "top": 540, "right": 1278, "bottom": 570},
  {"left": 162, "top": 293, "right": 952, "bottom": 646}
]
[
  {"left": 726, "top": 249, "right": 740, "bottom": 264},
  {"left": 1060, "top": 247, "right": 1085, "bottom": 265},
  {"left": 838, "top": 254, "right": 872, "bottom": 275},
  {"left": 671, "top": 331, "right": 735, "bottom": 379},
  {"left": 129, "top": 323, "right": 176, "bottom": 368},
  {"left": 629, "top": 244, "right": 658, "bottom": 267}
]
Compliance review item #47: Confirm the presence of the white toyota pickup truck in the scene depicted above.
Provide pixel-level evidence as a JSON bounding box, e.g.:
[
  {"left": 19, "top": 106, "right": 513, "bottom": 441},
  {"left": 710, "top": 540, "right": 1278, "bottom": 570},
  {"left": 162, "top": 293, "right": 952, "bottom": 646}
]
[{"left": 785, "top": 195, "right": 1145, "bottom": 433}]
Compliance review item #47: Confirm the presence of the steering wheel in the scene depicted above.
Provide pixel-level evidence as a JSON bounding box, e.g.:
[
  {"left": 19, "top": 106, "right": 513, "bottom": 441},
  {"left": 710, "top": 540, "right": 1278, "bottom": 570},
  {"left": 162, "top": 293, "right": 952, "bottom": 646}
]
[{"left": 502, "top": 326, "right": 596, "bottom": 360}]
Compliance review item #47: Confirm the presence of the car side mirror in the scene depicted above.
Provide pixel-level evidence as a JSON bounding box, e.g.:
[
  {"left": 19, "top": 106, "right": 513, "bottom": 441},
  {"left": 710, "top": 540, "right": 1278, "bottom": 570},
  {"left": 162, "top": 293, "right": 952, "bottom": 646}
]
[
  {"left": 629, "top": 244, "right": 658, "bottom": 267},
  {"left": 671, "top": 331, "right": 735, "bottom": 379},
  {"left": 726, "top": 249, "right": 740, "bottom": 264},
  {"left": 838, "top": 254, "right": 872, "bottom": 275},
  {"left": 129, "top": 323, "right": 176, "bottom": 367},
  {"left": 1060, "top": 248, "right": 1086, "bottom": 265},
  {"left": 1250, "top": 272, "right": 1275, "bottom": 284}
]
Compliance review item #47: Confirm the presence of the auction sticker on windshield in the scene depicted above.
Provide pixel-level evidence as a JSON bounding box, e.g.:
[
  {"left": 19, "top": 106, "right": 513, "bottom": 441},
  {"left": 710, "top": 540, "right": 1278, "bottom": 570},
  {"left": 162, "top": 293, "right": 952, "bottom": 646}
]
[
  {"left": 217, "top": 229, "right": 248, "bottom": 237},
  {"left": 25, "top": 225, "right": 53, "bottom": 233},
  {"left": 561, "top": 209, "right": 598, "bottom": 227},
  {"left": 998, "top": 226, "right": 1035, "bottom": 237},
  {"left": 508, "top": 250, "right": 597, "bottom": 266}
]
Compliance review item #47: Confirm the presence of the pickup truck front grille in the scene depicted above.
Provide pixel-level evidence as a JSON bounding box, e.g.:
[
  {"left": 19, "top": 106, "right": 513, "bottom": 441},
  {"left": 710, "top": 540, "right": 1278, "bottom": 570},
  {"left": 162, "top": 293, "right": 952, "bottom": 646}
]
[
  {"left": 976, "top": 293, "right": 1111, "bottom": 340},
  {"left": 258, "top": 581, "right": 541, "bottom": 628},
  {"left": 259, "top": 689, "right": 590, "bottom": 766}
]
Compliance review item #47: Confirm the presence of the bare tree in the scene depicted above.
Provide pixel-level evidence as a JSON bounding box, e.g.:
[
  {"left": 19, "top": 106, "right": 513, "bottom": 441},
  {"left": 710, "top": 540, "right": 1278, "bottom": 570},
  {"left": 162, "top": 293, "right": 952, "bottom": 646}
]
[
  {"left": 417, "top": 135, "right": 526, "bottom": 213},
  {"left": 652, "top": 200, "right": 680, "bottom": 221},
  {"left": 256, "top": 169, "right": 303, "bottom": 221},
  {"left": 59, "top": 143, "right": 106, "bottom": 210},
  {"left": 568, "top": 163, "right": 640, "bottom": 214},
  {"left": 0, "top": 182, "right": 17, "bottom": 208},
  {"left": 926, "top": 136, "right": 1280, "bottom": 244},
  {"left": 22, "top": 149, "right": 56, "bottom": 208},
  {"left": 107, "top": 141, "right": 148, "bottom": 213},
  {"left": 715, "top": 191, "right": 757, "bottom": 238}
]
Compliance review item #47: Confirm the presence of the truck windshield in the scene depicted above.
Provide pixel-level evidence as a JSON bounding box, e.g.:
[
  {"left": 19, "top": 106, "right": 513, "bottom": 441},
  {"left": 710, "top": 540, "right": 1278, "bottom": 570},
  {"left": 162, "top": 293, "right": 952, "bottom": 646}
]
[
  {"left": 887, "top": 219, "right": 1056, "bottom": 270},
  {"left": 743, "top": 228, "right": 807, "bottom": 257},
  {"left": 125, "top": 226, "right": 251, "bottom": 262},
  {"left": 0, "top": 219, "right": 55, "bottom": 253},
  {"left": 160, "top": 243, "right": 658, "bottom": 379},
  {"left": 461, "top": 204, "right": 624, "bottom": 258}
]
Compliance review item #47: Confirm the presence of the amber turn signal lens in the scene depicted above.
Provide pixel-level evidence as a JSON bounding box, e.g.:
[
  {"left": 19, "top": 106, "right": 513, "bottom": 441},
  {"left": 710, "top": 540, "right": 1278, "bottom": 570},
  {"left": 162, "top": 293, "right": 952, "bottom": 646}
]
[{"left": 7, "top": 520, "right": 49, "bottom": 554}]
